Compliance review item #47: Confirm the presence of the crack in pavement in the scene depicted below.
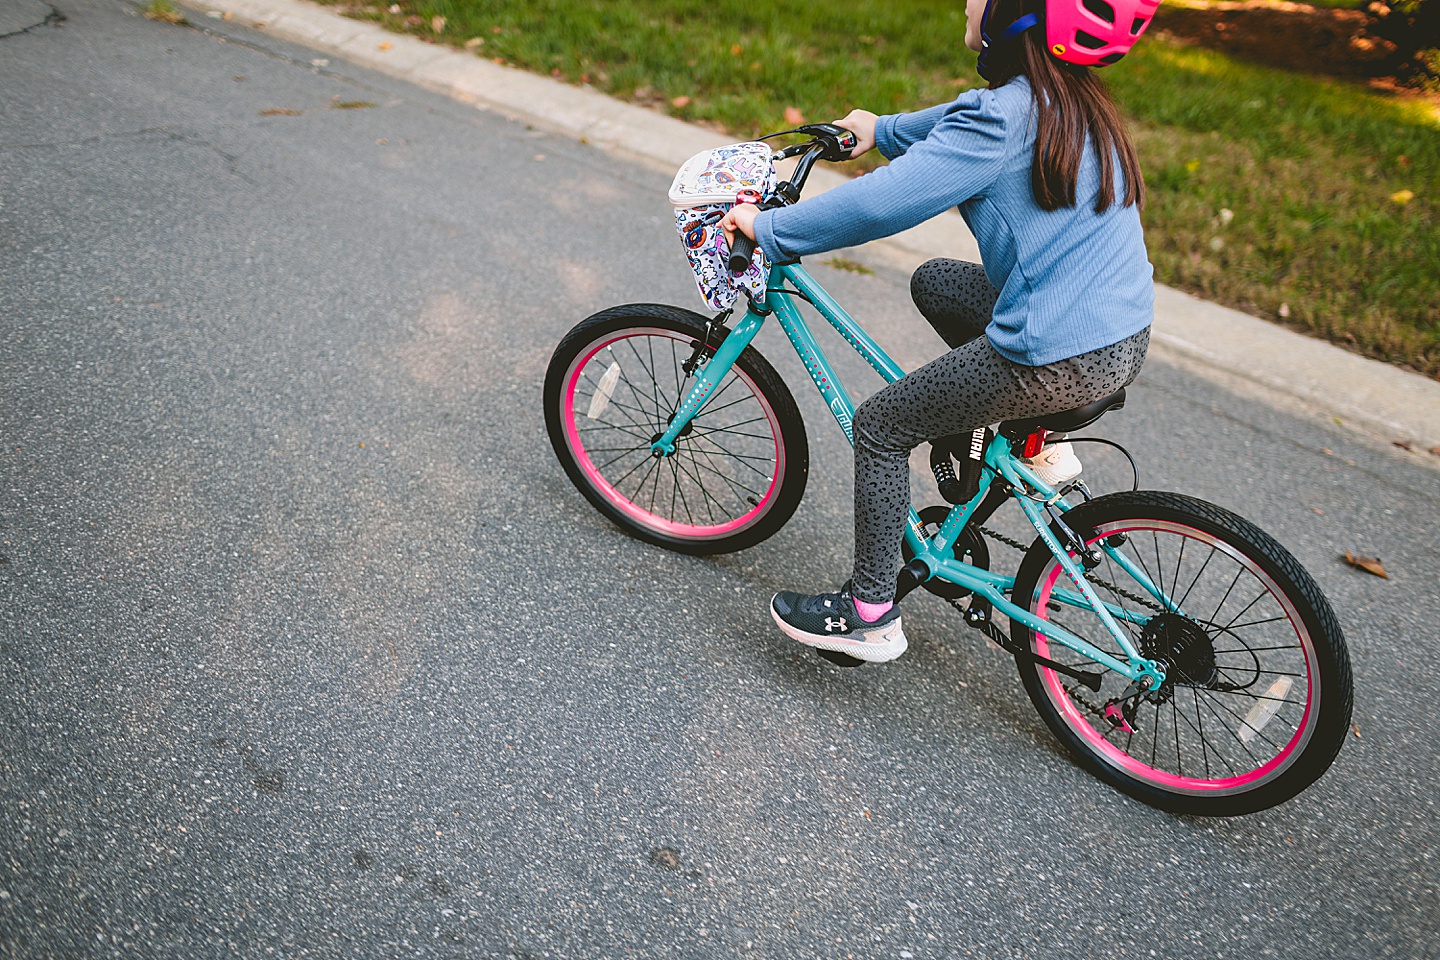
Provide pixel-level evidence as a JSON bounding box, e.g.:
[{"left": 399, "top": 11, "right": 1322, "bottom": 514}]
[
  {"left": 0, "top": 1, "right": 65, "bottom": 40},
  {"left": 0, "top": 125, "right": 262, "bottom": 187}
]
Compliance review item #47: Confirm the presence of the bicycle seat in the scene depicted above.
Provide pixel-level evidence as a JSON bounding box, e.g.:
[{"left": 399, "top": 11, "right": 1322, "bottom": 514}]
[{"left": 999, "top": 388, "right": 1126, "bottom": 439}]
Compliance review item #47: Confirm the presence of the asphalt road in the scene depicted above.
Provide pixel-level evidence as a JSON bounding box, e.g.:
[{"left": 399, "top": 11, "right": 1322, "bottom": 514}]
[{"left": 2, "top": 2, "right": 1437, "bottom": 957}]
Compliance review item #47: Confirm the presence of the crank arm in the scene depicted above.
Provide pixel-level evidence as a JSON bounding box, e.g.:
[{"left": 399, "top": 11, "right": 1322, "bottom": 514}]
[{"left": 983, "top": 621, "right": 1103, "bottom": 691}]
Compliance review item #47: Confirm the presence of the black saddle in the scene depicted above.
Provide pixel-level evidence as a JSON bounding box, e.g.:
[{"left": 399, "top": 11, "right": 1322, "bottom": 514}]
[{"left": 998, "top": 388, "right": 1126, "bottom": 440}]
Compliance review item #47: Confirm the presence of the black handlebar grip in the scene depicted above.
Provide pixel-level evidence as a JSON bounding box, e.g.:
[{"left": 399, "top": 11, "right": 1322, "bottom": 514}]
[{"left": 728, "top": 233, "right": 757, "bottom": 274}]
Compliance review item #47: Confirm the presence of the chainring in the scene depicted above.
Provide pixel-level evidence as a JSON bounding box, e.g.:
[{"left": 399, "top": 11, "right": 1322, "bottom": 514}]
[{"left": 901, "top": 505, "right": 990, "bottom": 600}]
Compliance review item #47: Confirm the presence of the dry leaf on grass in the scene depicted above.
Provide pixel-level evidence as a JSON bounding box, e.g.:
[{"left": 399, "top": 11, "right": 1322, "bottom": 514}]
[
  {"left": 1342, "top": 551, "right": 1389, "bottom": 579},
  {"left": 670, "top": 95, "right": 691, "bottom": 108},
  {"left": 783, "top": 106, "right": 806, "bottom": 125}
]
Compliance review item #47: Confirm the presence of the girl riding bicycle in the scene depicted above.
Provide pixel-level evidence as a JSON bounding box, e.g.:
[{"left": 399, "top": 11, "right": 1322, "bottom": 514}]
[{"left": 721, "top": 0, "right": 1162, "bottom": 663}]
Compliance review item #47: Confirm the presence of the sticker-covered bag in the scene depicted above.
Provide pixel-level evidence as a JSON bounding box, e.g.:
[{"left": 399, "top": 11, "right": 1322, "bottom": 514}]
[{"left": 669, "top": 142, "right": 775, "bottom": 312}]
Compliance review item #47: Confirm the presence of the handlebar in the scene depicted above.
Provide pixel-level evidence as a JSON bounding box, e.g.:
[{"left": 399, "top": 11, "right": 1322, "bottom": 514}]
[
  {"left": 726, "top": 123, "right": 860, "bottom": 274},
  {"left": 727, "top": 233, "right": 758, "bottom": 274}
]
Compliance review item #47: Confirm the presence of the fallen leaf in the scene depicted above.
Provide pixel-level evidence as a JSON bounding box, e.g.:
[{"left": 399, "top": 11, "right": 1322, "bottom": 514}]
[
  {"left": 431, "top": 15, "right": 445, "bottom": 33},
  {"left": 730, "top": 43, "right": 743, "bottom": 55},
  {"left": 1311, "top": 507, "right": 1324, "bottom": 515},
  {"left": 1351, "top": 723, "right": 1361, "bottom": 739},
  {"left": 331, "top": 100, "right": 376, "bottom": 110},
  {"left": 260, "top": 108, "right": 302, "bottom": 116},
  {"left": 1393, "top": 439, "right": 1415, "bottom": 451},
  {"left": 670, "top": 95, "right": 691, "bottom": 108},
  {"left": 464, "top": 37, "right": 484, "bottom": 48},
  {"left": 378, "top": 41, "right": 392, "bottom": 50},
  {"left": 222, "top": 10, "right": 232, "bottom": 19},
  {"left": 1390, "top": 189, "right": 1415, "bottom": 204},
  {"left": 783, "top": 106, "right": 806, "bottom": 125},
  {"left": 1430, "top": 446, "right": 1440, "bottom": 457},
  {"left": 1277, "top": 302, "right": 1290, "bottom": 318},
  {"left": 1342, "top": 551, "right": 1389, "bottom": 579}
]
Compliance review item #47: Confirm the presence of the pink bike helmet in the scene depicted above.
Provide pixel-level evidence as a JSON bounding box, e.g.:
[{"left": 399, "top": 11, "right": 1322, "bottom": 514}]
[
  {"left": 1046, "top": 0, "right": 1162, "bottom": 66},
  {"left": 977, "top": 0, "right": 1161, "bottom": 76}
]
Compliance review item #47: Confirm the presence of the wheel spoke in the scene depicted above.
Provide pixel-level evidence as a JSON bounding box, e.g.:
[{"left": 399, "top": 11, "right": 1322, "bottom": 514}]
[{"left": 1007, "top": 500, "right": 1346, "bottom": 811}]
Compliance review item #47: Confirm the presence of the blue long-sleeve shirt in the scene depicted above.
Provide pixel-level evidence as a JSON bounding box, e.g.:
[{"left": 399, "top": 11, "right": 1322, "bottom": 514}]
[{"left": 752, "top": 77, "right": 1154, "bottom": 366}]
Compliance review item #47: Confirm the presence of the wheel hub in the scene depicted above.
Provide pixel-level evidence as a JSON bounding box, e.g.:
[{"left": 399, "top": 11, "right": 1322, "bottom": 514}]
[{"left": 1140, "top": 613, "right": 1218, "bottom": 687}]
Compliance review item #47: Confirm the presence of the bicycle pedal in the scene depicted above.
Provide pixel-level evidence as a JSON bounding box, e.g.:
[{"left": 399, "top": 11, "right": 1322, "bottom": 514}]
[{"left": 815, "top": 648, "right": 866, "bottom": 669}]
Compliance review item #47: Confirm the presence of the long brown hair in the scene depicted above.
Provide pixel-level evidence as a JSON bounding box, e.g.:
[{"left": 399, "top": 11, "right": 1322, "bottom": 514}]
[{"left": 982, "top": 0, "right": 1145, "bottom": 213}]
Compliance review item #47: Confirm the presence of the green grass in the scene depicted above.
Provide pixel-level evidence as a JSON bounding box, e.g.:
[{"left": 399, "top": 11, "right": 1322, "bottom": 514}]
[
  {"left": 327, "top": 0, "right": 1440, "bottom": 376},
  {"left": 144, "top": 0, "right": 187, "bottom": 24}
]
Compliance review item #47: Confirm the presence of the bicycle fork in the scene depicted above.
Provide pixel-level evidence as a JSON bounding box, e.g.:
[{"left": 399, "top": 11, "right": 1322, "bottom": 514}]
[{"left": 649, "top": 305, "right": 768, "bottom": 457}]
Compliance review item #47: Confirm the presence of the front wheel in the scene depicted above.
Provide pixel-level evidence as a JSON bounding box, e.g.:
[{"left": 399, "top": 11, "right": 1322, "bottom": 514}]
[
  {"left": 1009, "top": 491, "right": 1352, "bottom": 816},
  {"left": 544, "top": 304, "right": 808, "bottom": 555}
]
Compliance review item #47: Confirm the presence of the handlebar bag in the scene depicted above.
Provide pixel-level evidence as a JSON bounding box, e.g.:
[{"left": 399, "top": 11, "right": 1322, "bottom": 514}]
[{"left": 668, "top": 142, "right": 775, "bottom": 312}]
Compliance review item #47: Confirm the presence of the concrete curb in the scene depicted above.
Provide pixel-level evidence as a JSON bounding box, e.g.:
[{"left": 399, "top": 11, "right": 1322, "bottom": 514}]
[{"left": 180, "top": 0, "right": 1440, "bottom": 458}]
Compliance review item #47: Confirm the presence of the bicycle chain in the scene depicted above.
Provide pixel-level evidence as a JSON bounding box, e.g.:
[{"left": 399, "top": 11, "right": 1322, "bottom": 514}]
[
  {"left": 1063, "top": 683, "right": 1110, "bottom": 719},
  {"left": 978, "top": 525, "right": 1164, "bottom": 614}
]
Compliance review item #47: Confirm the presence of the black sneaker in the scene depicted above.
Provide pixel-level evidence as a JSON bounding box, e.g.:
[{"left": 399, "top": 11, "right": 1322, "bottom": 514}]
[{"left": 770, "top": 582, "right": 907, "bottom": 663}]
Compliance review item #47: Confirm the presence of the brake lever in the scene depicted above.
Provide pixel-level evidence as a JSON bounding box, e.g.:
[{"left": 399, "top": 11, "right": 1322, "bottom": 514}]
[
  {"left": 763, "top": 123, "right": 860, "bottom": 162},
  {"left": 793, "top": 123, "right": 860, "bottom": 161}
]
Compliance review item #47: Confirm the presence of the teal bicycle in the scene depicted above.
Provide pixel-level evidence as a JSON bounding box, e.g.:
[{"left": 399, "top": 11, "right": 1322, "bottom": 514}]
[{"left": 544, "top": 126, "right": 1353, "bottom": 816}]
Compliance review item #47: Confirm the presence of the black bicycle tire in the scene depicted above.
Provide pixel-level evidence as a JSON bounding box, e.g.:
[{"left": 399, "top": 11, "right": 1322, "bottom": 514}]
[
  {"left": 1009, "top": 490, "right": 1353, "bottom": 816},
  {"left": 544, "top": 303, "right": 808, "bottom": 555}
]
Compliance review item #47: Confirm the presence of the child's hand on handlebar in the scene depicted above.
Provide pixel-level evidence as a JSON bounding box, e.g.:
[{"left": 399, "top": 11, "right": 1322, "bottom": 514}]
[
  {"left": 719, "top": 203, "right": 760, "bottom": 249},
  {"left": 835, "top": 109, "right": 878, "bottom": 158}
]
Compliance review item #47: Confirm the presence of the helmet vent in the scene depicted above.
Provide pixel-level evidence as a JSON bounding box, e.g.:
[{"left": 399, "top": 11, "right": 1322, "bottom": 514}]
[
  {"left": 1130, "top": 16, "right": 1148, "bottom": 35},
  {"left": 1082, "top": 0, "right": 1117, "bottom": 23},
  {"left": 1074, "top": 30, "right": 1108, "bottom": 50}
]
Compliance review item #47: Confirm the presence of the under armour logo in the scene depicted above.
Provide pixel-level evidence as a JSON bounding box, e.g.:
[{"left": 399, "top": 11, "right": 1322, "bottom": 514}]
[{"left": 824, "top": 617, "right": 847, "bottom": 632}]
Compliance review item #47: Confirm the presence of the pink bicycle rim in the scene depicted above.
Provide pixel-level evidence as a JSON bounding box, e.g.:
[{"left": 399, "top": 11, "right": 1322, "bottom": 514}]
[
  {"left": 1035, "top": 526, "right": 1316, "bottom": 795},
  {"left": 562, "top": 331, "right": 783, "bottom": 539}
]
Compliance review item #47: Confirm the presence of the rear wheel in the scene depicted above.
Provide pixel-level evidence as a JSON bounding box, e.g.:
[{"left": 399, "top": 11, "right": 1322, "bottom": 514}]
[
  {"left": 544, "top": 304, "right": 808, "bottom": 554},
  {"left": 1010, "top": 491, "right": 1352, "bottom": 816}
]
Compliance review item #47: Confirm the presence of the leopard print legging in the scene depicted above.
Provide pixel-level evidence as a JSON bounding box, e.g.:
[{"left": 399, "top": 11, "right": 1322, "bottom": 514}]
[{"left": 849, "top": 258, "right": 1150, "bottom": 603}]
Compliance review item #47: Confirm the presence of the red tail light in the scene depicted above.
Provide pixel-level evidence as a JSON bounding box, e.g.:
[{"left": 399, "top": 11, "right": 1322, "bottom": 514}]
[{"left": 1022, "top": 430, "right": 1048, "bottom": 459}]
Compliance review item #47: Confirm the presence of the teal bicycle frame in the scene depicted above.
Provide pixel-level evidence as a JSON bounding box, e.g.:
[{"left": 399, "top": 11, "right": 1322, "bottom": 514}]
[{"left": 651, "top": 263, "right": 1168, "bottom": 690}]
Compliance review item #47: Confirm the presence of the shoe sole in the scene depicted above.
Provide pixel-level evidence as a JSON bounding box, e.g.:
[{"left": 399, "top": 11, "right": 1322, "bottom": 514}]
[{"left": 769, "top": 605, "right": 908, "bottom": 663}]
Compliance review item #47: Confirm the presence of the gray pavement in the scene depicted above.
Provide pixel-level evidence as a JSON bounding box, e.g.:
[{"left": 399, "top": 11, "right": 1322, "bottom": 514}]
[{"left": 1, "top": 2, "right": 1438, "bottom": 958}]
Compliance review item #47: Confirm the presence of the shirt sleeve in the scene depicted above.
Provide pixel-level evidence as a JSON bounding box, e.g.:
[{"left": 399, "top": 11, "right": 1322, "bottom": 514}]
[
  {"left": 874, "top": 102, "right": 952, "bottom": 160},
  {"left": 754, "top": 92, "right": 1009, "bottom": 264}
]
